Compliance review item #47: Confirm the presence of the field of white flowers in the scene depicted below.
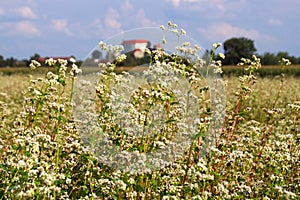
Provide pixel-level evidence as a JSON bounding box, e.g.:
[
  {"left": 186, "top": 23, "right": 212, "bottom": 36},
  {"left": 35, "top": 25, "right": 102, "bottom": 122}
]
[{"left": 0, "top": 23, "right": 299, "bottom": 199}]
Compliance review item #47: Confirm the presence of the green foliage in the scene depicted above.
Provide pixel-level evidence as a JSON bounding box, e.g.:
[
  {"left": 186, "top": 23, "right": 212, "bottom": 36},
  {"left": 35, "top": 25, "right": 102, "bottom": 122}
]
[
  {"left": 29, "top": 53, "right": 41, "bottom": 61},
  {"left": 223, "top": 37, "right": 257, "bottom": 65},
  {"left": 261, "top": 51, "right": 299, "bottom": 65},
  {"left": 222, "top": 65, "right": 300, "bottom": 77},
  {"left": 91, "top": 50, "right": 102, "bottom": 60}
]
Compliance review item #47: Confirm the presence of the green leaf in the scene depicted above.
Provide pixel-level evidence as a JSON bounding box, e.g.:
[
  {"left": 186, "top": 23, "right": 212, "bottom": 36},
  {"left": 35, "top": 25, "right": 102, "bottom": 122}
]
[{"left": 194, "top": 132, "right": 205, "bottom": 139}]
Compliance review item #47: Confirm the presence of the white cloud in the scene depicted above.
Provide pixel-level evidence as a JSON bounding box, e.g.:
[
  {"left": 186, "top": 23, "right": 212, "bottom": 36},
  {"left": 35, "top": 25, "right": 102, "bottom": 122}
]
[
  {"left": 121, "top": 0, "right": 134, "bottom": 15},
  {"left": 0, "top": 8, "right": 5, "bottom": 16},
  {"left": 166, "top": 0, "right": 180, "bottom": 7},
  {"left": 165, "top": 0, "right": 225, "bottom": 11},
  {"left": 51, "top": 19, "right": 67, "bottom": 31},
  {"left": 105, "top": 7, "right": 121, "bottom": 29},
  {"left": 198, "top": 23, "right": 270, "bottom": 42},
  {"left": 25, "top": 0, "right": 38, "bottom": 8},
  {"left": 0, "top": 21, "right": 40, "bottom": 37},
  {"left": 135, "top": 9, "right": 158, "bottom": 27},
  {"left": 164, "top": 0, "right": 250, "bottom": 18},
  {"left": 268, "top": 18, "right": 282, "bottom": 26},
  {"left": 165, "top": 0, "right": 203, "bottom": 7},
  {"left": 15, "top": 6, "right": 37, "bottom": 19},
  {"left": 15, "top": 21, "right": 40, "bottom": 35},
  {"left": 78, "top": 17, "right": 104, "bottom": 37},
  {"left": 51, "top": 19, "right": 73, "bottom": 35}
]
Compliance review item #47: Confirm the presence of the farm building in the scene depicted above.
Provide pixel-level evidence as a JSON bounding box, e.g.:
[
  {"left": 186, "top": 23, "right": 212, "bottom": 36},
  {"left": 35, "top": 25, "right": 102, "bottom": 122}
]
[
  {"left": 121, "top": 40, "right": 161, "bottom": 59},
  {"left": 121, "top": 39, "right": 149, "bottom": 53}
]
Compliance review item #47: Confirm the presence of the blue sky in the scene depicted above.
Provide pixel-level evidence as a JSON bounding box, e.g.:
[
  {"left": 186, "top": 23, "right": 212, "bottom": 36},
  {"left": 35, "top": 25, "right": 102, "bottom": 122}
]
[{"left": 0, "top": 0, "right": 299, "bottom": 60}]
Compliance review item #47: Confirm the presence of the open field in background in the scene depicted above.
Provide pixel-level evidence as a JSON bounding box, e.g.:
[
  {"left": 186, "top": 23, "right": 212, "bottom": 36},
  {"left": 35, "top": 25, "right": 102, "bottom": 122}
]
[
  {"left": 1, "top": 71, "right": 299, "bottom": 122},
  {"left": 0, "top": 67, "right": 299, "bottom": 199},
  {"left": 223, "top": 65, "right": 300, "bottom": 77},
  {"left": 1, "top": 65, "right": 300, "bottom": 76}
]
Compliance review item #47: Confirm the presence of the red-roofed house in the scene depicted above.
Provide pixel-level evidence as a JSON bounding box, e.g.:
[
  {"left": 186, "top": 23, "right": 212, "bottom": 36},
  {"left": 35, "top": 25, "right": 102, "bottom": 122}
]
[{"left": 121, "top": 39, "right": 149, "bottom": 53}]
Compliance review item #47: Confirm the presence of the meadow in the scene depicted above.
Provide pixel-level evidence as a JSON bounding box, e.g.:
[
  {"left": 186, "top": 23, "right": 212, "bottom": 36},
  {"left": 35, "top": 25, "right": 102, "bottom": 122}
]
[
  {"left": 0, "top": 61, "right": 299, "bottom": 200},
  {"left": 0, "top": 26, "right": 299, "bottom": 199}
]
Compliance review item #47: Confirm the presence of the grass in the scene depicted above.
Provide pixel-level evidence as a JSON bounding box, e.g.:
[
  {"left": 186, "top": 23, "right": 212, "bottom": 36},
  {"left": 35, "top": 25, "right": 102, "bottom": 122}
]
[{"left": 222, "top": 64, "right": 300, "bottom": 77}]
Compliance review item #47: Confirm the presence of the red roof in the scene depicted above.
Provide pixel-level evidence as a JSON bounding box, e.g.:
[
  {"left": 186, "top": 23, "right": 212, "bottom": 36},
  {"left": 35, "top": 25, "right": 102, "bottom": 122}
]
[{"left": 121, "top": 40, "right": 148, "bottom": 45}]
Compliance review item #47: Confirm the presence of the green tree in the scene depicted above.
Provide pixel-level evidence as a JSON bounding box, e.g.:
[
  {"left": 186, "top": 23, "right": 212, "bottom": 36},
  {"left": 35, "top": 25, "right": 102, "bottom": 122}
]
[
  {"left": 261, "top": 52, "right": 277, "bottom": 65},
  {"left": 147, "top": 41, "right": 151, "bottom": 49},
  {"left": 5, "top": 57, "right": 17, "bottom": 67},
  {"left": 91, "top": 50, "right": 102, "bottom": 60},
  {"left": 223, "top": 37, "right": 257, "bottom": 65},
  {"left": 277, "top": 51, "right": 297, "bottom": 65},
  {"left": 30, "top": 53, "right": 41, "bottom": 61},
  {"left": 0, "top": 55, "right": 5, "bottom": 67}
]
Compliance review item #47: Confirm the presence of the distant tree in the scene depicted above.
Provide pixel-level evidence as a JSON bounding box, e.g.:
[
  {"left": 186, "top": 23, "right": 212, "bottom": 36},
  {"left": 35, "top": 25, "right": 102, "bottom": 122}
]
[
  {"left": 0, "top": 55, "right": 5, "bottom": 67},
  {"left": 15, "top": 59, "right": 28, "bottom": 67},
  {"left": 276, "top": 51, "right": 297, "bottom": 65},
  {"left": 21, "top": 59, "right": 30, "bottom": 67},
  {"left": 147, "top": 41, "right": 151, "bottom": 49},
  {"left": 261, "top": 52, "right": 277, "bottom": 65},
  {"left": 260, "top": 51, "right": 299, "bottom": 65},
  {"left": 276, "top": 51, "right": 289, "bottom": 59},
  {"left": 5, "top": 57, "right": 17, "bottom": 67},
  {"left": 91, "top": 50, "right": 102, "bottom": 60},
  {"left": 30, "top": 53, "right": 41, "bottom": 61},
  {"left": 223, "top": 37, "right": 257, "bottom": 65}
]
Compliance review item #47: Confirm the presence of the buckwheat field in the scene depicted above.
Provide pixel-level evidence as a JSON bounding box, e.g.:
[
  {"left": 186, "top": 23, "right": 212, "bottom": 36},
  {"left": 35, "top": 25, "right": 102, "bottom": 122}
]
[{"left": 0, "top": 23, "right": 299, "bottom": 199}]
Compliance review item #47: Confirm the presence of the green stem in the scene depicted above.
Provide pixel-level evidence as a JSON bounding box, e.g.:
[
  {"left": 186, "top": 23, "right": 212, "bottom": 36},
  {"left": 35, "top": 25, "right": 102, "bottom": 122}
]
[{"left": 54, "top": 83, "right": 62, "bottom": 199}]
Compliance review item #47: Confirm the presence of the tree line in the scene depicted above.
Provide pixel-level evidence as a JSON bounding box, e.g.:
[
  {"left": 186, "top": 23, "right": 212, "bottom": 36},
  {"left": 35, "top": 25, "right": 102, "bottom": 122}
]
[
  {"left": 0, "top": 37, "right": 299, "bottom": 67},
  {"left": 0, "top": 53, "right": 79, "bottom": 68},
  {"left": 0, "top": 53, "right": 43, "bottom": 68},
  {"left": 219, "top": 37, "right": 300, "bottom": 65}
]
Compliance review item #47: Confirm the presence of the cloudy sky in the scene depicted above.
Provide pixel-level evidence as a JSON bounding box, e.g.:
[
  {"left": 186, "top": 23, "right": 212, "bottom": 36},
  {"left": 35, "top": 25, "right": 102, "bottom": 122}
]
[{"left": 0, "top": 0, "right": 299, "bottom": 60}]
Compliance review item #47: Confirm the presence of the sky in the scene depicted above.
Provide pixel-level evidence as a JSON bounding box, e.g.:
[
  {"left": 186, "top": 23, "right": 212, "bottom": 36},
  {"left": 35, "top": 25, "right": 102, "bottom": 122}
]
[{"left": 0, "top": 0, "right": 300, "bottom": 60}]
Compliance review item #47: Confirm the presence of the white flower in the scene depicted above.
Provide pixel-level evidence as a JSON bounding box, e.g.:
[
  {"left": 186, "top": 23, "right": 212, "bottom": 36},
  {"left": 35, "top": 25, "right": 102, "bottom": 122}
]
[
  {"left": 280, "top": 58, "right": 291, "bottom": 66},
  {"left": 219, "top": 53, "right": 225, "bottom": 59},
  {"left": 180, "top": 29, "right": 186, "bottom": 35},
  {"left": 66, "top": 178, "right": 72, "bottom": 184},
  {"left": 197, "top": 162, "right": 208, "bottom": 171},
  {"left": 99, "top": 41, "right": 106, "bottom": 50},
  {"left": 29, "top": 60, "right": 41, "bottom": 70},
  {"left": 213, "top": 43, "right": 222, "bottom": 48},
  {"left": 45, "top": 58, "right": 57, "bottom": 66},
  {"left": 69, "top": 57, "right": 76, "bottom": 63},
  {"left": 194, "top": 44, "right": 200, "bottom": 50},
  {"left": 58, "top": 58, "right": 68, "bottom": 66},
  {"left": 128, "top": 177, "right": 135, "bottom": 184},
  {"left": 183, "top": 42, "right": 190, "bottom": 47},
  {"left": 70, "top": 63, "right": 82, "bottom": 76},
  {"left": 17, "top": 160, "right": 26, "bottom": 169},
  {"left": 172, "top": 29, "right": 178, "bottom": 34},
  {"left": 115, "top": 54, "right": 127, "bottom": 63},
  {"left": 115, "top": 180, "right": 127, "bottom": 191}
]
